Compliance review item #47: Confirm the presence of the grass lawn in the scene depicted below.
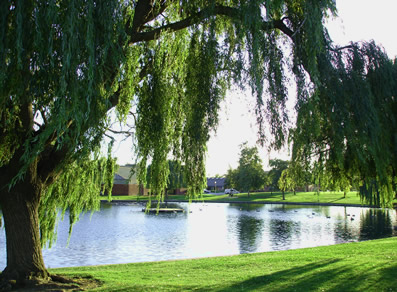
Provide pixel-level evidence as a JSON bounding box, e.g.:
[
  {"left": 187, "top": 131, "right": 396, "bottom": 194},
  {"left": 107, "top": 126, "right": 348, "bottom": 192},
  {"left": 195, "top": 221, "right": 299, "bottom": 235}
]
[
  {"left": 53, "top": 237, "right": 397, "bottom": 291},
  {"left": 107, "top": 191, "right": 375, "bottom": 206}
]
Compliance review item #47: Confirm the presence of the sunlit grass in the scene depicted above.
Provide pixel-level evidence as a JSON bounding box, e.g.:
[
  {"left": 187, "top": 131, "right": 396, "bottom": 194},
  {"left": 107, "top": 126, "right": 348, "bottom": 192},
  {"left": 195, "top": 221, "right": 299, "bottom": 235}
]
[
  {"left": 106, "top": 191, "right": 382, "bottom": 206},
  {"left": 53, "top": 237, "right": 397, "bottom": 291}
]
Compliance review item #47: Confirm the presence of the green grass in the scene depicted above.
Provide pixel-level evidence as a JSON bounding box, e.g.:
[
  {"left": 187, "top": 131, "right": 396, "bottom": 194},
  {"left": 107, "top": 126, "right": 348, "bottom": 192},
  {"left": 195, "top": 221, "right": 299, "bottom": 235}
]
[
  {"left": 53, "top": 237, "right": 397, "bottom": 291},
  {"left": 107, "top": 191, "right": 372, "bottom": 206}
]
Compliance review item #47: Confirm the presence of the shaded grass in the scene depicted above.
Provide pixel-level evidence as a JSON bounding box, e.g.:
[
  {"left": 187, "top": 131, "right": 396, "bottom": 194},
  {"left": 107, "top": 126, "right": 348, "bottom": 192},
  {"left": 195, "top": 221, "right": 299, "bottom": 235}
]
[
  {"left": 107, "top": 191, "right": 374, "bottom": 206},
  {"left": 53, "top": 237, "right": 397, "bottom": 291}
]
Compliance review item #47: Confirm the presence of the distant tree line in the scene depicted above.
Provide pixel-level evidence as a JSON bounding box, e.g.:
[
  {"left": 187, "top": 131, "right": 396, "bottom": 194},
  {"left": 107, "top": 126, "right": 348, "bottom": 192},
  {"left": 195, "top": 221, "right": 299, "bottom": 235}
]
[{"left": 224, "top": 143, "right": 363, "bottom": 199}]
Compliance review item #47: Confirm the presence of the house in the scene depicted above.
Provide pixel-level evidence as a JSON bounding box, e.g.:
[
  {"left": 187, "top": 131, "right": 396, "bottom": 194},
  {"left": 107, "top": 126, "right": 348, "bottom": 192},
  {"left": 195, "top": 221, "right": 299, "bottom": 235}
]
[
  {"left": 207, "top": 177, "right": 225, "bottom": 191},
  {"left": 111, "top": 164, "right": 150, "bottom": 196}
]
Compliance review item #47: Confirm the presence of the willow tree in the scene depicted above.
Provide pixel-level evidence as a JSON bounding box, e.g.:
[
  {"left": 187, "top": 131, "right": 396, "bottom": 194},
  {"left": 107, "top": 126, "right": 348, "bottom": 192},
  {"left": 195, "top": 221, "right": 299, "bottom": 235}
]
[
  {"left": 290, "top": 42, "right": 397, "bottom": 207},
  {"left": 0, "top": 0, "right": 342, "bottom": 288}
]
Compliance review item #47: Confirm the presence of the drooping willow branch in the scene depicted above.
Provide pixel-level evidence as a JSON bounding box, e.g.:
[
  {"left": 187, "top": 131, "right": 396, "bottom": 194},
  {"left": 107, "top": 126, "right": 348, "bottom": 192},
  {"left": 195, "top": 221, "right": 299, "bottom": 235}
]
[{"left": 128, "top": 5, "right": 295, "bottom": 44}]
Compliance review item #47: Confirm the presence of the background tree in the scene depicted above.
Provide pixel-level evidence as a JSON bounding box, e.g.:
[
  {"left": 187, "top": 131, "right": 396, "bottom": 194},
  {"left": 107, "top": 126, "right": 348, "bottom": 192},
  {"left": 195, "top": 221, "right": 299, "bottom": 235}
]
[
  {"left": 267, "top": 159, "right": 289, "bottom": 193},
  {"left": 278, "top": 168, "right": 294, "bottom": 199},
  {"left": 278, "top": 169, "right": 288, "bottom": 200},
  {"left": 225, "top": 167, "right": 238, "bottom": 189},
  {"left": 235, "top": 143, "right": 266, "bottom": 195},
  {"left": 262, "top": 170, "right": 272, "bottom": 189},
  {"left": 280, "top": 161, "right": 312, "bottom": 195},
  {"left": 4, "top": 0, "right": 383, "bottom": 288}
]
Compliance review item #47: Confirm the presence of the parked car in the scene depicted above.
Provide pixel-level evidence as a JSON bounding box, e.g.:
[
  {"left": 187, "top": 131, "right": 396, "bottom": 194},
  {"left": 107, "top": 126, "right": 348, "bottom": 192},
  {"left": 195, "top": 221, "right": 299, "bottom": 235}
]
[
  {"left": 203, "top": 189, "right": 211, "bottom": 194},
  {"left": 224, "top": 188, "right": 239, "bottom": 196}
]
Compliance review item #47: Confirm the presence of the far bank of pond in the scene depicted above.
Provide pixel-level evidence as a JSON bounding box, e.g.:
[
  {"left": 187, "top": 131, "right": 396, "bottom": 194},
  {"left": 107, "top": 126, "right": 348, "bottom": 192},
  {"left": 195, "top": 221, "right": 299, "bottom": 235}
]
[
  {"left": 107, "top": 191, "right": 391, "bottom": 207},
  {"left": 1, "top": 201, "right": 395, "bottom": 270}
]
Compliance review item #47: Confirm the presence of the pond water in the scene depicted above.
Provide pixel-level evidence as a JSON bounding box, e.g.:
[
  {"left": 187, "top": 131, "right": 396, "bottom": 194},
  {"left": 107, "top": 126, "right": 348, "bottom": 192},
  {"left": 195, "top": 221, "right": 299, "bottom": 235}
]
[{"left": 0, "top": 202, "right": 396, "bottom": 269}]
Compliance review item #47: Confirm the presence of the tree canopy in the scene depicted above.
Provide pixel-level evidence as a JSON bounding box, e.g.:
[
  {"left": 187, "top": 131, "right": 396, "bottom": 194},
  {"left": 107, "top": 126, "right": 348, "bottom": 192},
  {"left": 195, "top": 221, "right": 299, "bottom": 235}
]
[
  {"left": 2, "top": 0, "right": 395, "bottom": 288},
  {"left": 290, "top": 42, "right": 397, "bottom": 207},
  {"left": 225, "top": 143, "right": 266, "bottom": 192},
  {"left": 268, "top": 158, "right": 289, "bottom": 191}
]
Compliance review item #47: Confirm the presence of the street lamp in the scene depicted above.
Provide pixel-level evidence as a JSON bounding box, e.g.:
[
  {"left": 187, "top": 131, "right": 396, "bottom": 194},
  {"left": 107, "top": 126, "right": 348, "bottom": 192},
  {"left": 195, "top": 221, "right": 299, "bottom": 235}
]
[{"left": 215, "top": 180, "right": 217, "bottom": 192}]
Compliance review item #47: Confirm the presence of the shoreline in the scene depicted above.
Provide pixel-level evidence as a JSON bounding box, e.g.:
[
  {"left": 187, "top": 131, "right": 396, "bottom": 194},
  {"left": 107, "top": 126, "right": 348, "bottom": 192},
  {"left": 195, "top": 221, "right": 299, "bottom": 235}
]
[
  {"left": 100, "top": 199, "right": 376, "bottom": 208},
  {"left": 52, "top": 237, "right": 397, "bottom": 291}
]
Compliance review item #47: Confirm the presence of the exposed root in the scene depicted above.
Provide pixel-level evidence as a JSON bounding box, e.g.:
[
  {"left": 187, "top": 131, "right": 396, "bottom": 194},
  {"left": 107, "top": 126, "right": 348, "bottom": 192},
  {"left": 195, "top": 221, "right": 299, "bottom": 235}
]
[{"left": 0, "top": 274, "right": 102, "bottom": 291}]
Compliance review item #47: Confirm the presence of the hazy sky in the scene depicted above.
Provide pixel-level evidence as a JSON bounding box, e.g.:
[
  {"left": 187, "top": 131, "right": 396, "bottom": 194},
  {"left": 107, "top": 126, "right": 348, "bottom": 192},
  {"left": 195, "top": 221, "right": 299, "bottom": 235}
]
[{"left": 112, "top": 1, "right": 397, "bottom": 176}]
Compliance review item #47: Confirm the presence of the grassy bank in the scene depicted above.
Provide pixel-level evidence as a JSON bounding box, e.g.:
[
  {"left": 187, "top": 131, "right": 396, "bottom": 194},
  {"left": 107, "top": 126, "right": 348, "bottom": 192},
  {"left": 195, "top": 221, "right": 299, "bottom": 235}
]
[
  {"left": 53, "top": 237, "right": 397, "bottom": 291},
  {"left": 108, "top": 191, "right": 371, "bottom": 206}
]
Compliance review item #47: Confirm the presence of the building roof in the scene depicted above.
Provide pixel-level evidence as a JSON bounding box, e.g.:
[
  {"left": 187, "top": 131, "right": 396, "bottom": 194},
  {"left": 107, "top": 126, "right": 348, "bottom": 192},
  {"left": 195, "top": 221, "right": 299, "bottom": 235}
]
[
  {"left": 114, "top": 174, "right": 126, "bottom": 180},
  {"left": 207, "top": 177, "right": 225, "bottom": 188},
  {"left": 114, "top": 164, "right": 138, "bottom": 184}
]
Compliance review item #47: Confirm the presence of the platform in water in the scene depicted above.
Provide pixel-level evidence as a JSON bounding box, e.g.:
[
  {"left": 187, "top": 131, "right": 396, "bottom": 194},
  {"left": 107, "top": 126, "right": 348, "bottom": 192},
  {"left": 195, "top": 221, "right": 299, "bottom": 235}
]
[{"left": 143, "top": 208, "right": 185, "bottom": 213}]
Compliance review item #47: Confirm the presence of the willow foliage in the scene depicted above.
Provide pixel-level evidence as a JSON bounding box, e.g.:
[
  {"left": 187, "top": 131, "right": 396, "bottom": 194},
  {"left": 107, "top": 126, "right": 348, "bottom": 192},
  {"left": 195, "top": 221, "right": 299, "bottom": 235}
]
[
  {"left": 0, "top": 0, "right": 125, "bottom": 246},
  {"left": 39, "top": 147, "right": 116, "bottom": 247},
  {"left": 134, "top": 0, "right": 337, "bottom": 201},
  {"left": 1, "top": 0, "right": 125, "bottom": 165},
  {"left": 291, "top": 42, "right": 397, "bottom": 207},
  {"left": 1, "top": 0, "right": 354, "bottom": 251}
]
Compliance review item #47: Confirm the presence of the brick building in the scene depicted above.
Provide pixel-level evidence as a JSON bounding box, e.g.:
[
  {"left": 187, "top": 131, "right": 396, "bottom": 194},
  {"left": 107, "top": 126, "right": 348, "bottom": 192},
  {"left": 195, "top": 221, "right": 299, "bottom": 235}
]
[{"left": 111, "top": 164, "right": 149, "bottom": 196}]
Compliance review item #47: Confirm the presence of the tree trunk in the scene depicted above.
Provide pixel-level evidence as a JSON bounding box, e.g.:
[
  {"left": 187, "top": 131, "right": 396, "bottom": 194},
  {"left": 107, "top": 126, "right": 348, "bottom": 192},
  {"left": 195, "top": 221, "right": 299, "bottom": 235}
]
[
  {"left": 0, "top": 181, "right": 49, "bottom": 287},
  {"left": 282, "top": 190, "right": 285, "bottom": 200}
]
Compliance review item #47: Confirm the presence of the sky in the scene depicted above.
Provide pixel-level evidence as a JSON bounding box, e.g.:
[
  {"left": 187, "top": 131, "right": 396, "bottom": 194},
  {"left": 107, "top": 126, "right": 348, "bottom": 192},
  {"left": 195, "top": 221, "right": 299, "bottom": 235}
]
[
  {"left": 112, "top": 0, "right": 397, "bottom": 176},
  {"left": 205, "top": 0, "right": 397, "bottom": 176}
]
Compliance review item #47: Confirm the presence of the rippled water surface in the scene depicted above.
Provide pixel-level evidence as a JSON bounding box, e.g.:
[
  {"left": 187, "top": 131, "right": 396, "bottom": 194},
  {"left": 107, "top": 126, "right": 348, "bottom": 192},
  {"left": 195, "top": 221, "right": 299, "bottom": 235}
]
[{"left": 0, "top": 202, "right": 396, "bottom": 269}]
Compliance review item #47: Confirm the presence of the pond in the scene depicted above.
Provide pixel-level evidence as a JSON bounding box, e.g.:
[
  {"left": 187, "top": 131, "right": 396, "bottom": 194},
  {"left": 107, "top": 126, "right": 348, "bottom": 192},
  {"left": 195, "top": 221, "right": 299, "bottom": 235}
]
[{"left": 0, "top": 202, "right": 396, "bottom": 269}]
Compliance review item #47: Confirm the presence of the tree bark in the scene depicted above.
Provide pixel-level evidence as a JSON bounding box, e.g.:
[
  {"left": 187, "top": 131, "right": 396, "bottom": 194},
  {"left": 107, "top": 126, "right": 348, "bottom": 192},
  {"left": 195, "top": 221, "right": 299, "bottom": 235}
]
[{"left": 0, "top": 176, "right": 49, "bottom": 287}]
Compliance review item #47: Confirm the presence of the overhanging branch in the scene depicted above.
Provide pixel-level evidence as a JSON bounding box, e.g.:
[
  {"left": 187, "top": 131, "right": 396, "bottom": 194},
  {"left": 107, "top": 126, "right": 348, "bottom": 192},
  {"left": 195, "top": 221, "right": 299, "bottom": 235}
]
[{"left": 129, "top": 5, "right": 295, "bottom": 43}]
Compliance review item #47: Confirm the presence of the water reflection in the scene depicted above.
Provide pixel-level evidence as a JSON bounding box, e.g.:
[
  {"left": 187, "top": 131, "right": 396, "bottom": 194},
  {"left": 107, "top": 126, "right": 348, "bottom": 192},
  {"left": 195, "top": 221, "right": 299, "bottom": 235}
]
[
  {"left": 0, "top": 203, "right": 395, "bottom": 269},
  {"left": 236, "top": 215, "right": 264, "bottom": 253},
  {"left": 269, "top": 219, "right": 296, "bottom": 251},
  {"left": 359, "top": 209, "right": 393, "bottom": 240}
]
